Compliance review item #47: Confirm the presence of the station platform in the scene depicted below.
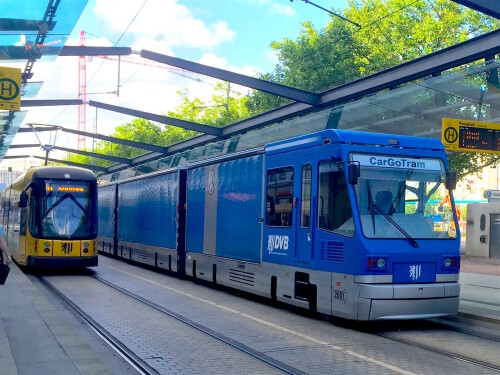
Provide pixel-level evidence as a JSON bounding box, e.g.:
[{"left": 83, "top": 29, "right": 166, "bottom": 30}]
[{"left": 0, "top": 256, "right": 498, "bottom": 375}]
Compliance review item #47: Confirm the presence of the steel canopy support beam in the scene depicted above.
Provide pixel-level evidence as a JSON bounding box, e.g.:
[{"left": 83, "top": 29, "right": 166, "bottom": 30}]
[
  {"left": 61, "top": 127, "right": 168, "bottom": 154},
  {"left": 7, "top": 144, "right": 130, "bottom": 164},
  {"left": 0, "top": 18, "right": 56, "bottom": 32},
  {"left": 18, "top": 126, "right": 60, "bottom": 133},
  {"left": 3, "top": 155, "right": 31, "bottom": 159},
  {"left": 319, "top": 28, "right": 500, "bottom": 107},
  {"left": 89, "top": 100, "right": 222, "bottom": 136},
  {"left": 140, "top": 50, "right": 321, "bottom": 106},
  {"left": 52, "top": 146, "right": 132, "bottom": 164},
  {"left": 59, "top": 46, "right": 132, "bottom": 56},
  {"left": 452, "top": 0, "right": 500, "bottom": 19},
  {"left": 32, "top": 156, "right": 108, "bottom": 172},
  {"left": 9, "top": 144, "right": 41, "bottom": 149},
  {"left": 21, "top": 99, "right": 82, "bottom": 107},
  {"left": 22, "top": 124, "right": 169, "bottom": 154}
]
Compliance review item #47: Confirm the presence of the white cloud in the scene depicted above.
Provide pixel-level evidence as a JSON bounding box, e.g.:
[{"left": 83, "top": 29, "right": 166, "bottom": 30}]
[
  {"left": 93, "top": 0, "right": 235, "bottom": 49},
  {"left": 247, "top": 0, "right": 296, "bottom": 16},
  {"left": 269, "top": 3, "right": 296, "bottom": 16}
]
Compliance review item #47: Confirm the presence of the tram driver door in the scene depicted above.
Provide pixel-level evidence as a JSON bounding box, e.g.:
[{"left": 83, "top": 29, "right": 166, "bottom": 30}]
[
  {"left": 297, "top": 160, "right": 314, "bottom": 264},
  {"left": 18, "top": 188, "right": 30, "bottom": 263}
]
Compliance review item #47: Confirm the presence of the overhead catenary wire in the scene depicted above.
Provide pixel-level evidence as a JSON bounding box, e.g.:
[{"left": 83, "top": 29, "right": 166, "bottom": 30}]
[{"left": 86, "top": 0, "right": 149, "bottom": 88}]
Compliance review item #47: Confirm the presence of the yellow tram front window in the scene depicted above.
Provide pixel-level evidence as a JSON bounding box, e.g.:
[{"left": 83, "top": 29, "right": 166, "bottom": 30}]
[{"left": 30, "top": 180, "right": 97, "bottom": 239}]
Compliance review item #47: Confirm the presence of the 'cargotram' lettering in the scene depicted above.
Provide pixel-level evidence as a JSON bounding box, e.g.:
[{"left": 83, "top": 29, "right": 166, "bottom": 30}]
[{"left": 369, "top": 157, "right": 425, "bottom": 169}]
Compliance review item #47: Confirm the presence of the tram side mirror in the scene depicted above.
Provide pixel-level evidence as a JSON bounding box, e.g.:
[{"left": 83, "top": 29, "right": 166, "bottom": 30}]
[
  {"left": 348, "top": 163, "right": 360, "bottom": 185},
  {"left": 19, "top": 191, "right": 28, "bottom": 208},
  {"left": 445, "top": 171, "right": 457, "bottom": 191}
]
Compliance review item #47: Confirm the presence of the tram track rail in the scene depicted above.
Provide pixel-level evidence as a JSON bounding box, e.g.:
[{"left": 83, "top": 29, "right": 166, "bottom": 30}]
[
  {"left": 364, "top": 319, "right": 500, "bottom": 373},
  {"left": 40, "top": 274, "right": 306, "bottom": 375},
  {"left": 373, "top": 330, "right": 500, "bottom": 373},
  {"left": 39, "top": 276, "right": 157, "bottom": 375}
]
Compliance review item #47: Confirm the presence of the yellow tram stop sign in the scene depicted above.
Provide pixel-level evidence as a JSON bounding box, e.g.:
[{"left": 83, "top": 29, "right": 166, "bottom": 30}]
[
  {"left": 442, "top": 117, "right": 500, "bottom": 154},
  {"left": 0, "top": 66, "right": 21, "bottom": 111}
]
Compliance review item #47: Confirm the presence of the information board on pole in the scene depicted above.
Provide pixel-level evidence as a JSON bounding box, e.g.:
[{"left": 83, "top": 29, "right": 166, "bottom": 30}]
[
  {"left": 442, "top": 117, "right": 500, "bottom": 154},
  {"left": 0, "top": 66, "right": 21, "bottom": 111}
]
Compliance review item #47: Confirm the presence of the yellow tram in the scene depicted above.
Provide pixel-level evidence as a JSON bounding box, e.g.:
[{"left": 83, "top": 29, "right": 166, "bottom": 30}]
[{"left": 1, "top": 166, "right": 98, "bottom": 267}]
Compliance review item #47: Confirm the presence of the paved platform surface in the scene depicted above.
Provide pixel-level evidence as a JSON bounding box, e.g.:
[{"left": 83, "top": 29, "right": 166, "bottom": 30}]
[
  {"left": 0, "top": 254, "right": 498, "bottom": 375},
  {"left": 0, "top": 263, "right": 138, "bottom": 375}
]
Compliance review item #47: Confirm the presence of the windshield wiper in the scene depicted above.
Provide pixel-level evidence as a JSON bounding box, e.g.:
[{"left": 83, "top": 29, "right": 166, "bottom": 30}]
[
  {"left": 368, "top": 202, "right": 419, "bottom": 248},
  {"left": 389, "top": 169, "right": 413, "bottom": 215},
  {"left": 43, "top": 193, "right": 86, "bottom": 219},
  {"left": 366, "top": 181, "right": 376, "bottom": 234}
]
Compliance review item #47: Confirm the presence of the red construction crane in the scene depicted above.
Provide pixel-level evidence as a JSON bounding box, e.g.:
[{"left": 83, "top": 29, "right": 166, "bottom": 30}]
[{"left": 78, "top": 30, "right": 86, "bottom": 150}]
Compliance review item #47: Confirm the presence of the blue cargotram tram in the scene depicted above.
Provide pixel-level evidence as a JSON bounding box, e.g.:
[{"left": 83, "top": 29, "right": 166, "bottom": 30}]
[{"left": 98, "top": 129, "right": 460, "bottom": 320}]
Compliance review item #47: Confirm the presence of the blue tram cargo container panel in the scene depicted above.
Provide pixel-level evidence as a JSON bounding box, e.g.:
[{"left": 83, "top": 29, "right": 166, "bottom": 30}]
[
  {"left": 186, "top": 155, "right": 263, "bottom": 263},
  {"left": 117, "top": 173, "right": 178, "bottom": 249}
]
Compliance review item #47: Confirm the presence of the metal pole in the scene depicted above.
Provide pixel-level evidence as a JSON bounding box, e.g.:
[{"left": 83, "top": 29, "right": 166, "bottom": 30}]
[{"left": 117, "top": 56, "right": 121, "bottom": 97}]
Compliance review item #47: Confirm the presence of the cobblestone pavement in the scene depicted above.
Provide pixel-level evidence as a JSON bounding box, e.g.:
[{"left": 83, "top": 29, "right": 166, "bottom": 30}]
[{"left": 44, "top": 256, "right": 500, "bottom": 375}]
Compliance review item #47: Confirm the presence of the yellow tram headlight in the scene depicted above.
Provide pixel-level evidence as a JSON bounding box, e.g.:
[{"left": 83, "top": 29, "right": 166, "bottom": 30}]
[
  {"left": 44, "top": 242, "right": 51, "bottom": 254},
  {"left": 83, "top": 242, "right": 89, "bottom": 254}
]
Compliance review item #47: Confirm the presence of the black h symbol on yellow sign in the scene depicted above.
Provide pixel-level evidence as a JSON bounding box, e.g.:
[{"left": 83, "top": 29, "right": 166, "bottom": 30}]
[{"left": 444, "top": 127, "right": 458, "bottom": 143}]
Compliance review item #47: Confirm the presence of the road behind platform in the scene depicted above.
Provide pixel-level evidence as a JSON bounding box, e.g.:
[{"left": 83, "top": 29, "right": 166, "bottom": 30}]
[{"left": 0, "top": 254, "right": 498, "bottom": 375}]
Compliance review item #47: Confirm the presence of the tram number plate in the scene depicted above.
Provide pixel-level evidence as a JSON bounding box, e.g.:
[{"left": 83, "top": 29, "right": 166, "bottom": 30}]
[
  {"left": 333, "top": 290, "right": 347, "bottom": 301},
  {"left": 61, "top": 242, "right": 74, "bottom": 255}
]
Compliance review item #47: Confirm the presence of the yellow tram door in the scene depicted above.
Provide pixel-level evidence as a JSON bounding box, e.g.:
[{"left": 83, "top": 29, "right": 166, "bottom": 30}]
[{"left": 18, "top": 192, "right": 30, "bottom": 265}]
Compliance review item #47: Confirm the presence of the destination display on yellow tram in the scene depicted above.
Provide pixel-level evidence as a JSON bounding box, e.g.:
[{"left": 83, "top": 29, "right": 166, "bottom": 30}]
[
  {"left": 442, "top": 118, "right": 500, "bottom": 154},
  {"left": 46, "top": 185, "right": 86, "bottom": 193}
]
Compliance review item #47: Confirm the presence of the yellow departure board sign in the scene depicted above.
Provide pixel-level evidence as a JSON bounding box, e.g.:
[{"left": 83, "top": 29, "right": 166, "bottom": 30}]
[
  {"left": 0, "top": 66, "right": 21, "bottom": 111},
  {"left": 442, "top": 118, "right": 500, "bottom": 154}
]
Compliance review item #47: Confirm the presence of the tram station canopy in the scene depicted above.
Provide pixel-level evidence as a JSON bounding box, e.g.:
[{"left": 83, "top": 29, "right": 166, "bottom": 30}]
[{"left": 1, "top": 0, "right": 500, "bottom": 181}]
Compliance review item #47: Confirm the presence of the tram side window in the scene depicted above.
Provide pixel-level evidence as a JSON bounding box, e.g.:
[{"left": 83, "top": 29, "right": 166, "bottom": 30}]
[
  {"left": 266, "top": 167, "right": 293, "bottom": 227},
  {"left": 301, "top": 164, "right": 312, "bottom": 228},
  {"left": 318, "top": 161, "right": 354, "bottom": 237}
]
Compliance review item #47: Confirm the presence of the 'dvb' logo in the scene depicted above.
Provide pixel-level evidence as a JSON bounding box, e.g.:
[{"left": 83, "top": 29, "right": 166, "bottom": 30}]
[{"left": 0, "top": 78, "right": 19, "bottom": 101}]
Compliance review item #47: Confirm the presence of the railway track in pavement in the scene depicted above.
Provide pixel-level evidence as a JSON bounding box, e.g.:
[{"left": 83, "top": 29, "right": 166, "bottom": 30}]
[{"left": 360, "top": 319, "right": 500, "bottom": 373}]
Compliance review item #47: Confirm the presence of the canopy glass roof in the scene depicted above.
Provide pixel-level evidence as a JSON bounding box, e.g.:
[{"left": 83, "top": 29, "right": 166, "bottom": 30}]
[
  {"left": 0, "top": 0, "right": 89, "bottom": 62},
  {"left": 101, "top": 58, "right": 500, "bottom": 182},
  {"left": 0, "top": 111, "right": 26, "bottom": 160},
  {"left": 0, "top": 0, "right": 89, "bottom": 166}
]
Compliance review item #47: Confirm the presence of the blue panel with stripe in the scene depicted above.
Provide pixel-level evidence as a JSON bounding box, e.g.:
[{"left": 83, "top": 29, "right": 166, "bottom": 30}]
[
  {"left": 216, "top": 155, "right": 263, "bottom": 262},
  {"left": 98, "top": 184, "right": 115, "bottom": 238},
  {"left": 186, "top": 167, "right": 205, "bottom": 253},
  {"left": 117, "top": 173, "right": 178, "bottom": 248}
]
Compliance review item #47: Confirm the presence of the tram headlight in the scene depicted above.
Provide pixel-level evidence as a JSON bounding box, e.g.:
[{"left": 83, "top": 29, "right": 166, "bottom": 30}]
[
  {"left": 443, "top": 257, "right": 459, "bottom": 268},
  {"left": 44, "top": 242, "right": 50, "bottom": 254},
  {"left": 367, "top": 257, "right": 387, "bottom": 270},
  {"left": 83, "top": 242, "right": 89, "bottom": 254}
]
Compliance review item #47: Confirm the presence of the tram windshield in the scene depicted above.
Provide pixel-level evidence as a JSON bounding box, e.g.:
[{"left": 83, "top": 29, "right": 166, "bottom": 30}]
[
  {"left": 30, "top": 180, "right": 97, "bottom": 239},
  {"left": 351, "top": 154, "right": 458, "bottom": 240}
]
